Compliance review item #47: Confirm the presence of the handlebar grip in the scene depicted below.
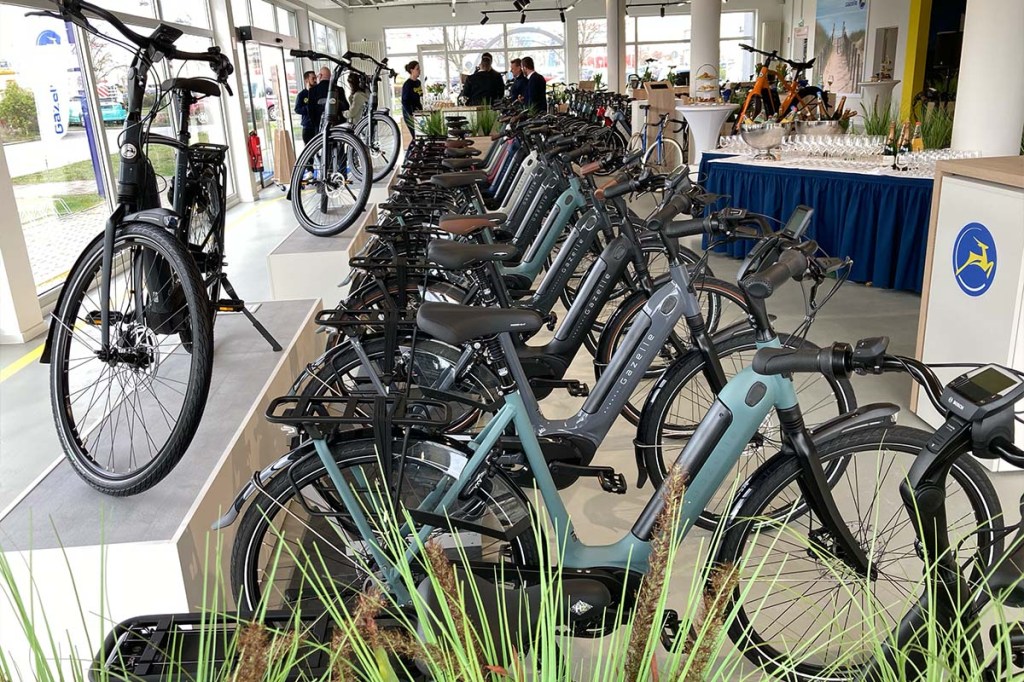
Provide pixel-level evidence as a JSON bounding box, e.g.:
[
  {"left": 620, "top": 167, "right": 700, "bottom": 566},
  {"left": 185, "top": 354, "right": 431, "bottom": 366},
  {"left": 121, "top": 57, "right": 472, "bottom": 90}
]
[
  {"left": 564, "top": 144, "right": 594, "bottom": 163},
  {"left": 752, "top": 343, "right": 852, "bottom": 377},
  {"left": 662, "top": 217, "right": 708, "bottom": 239},
  {"left": 646, "top": 194, "right": 691, "bottom": 232},
  {"left": 602, "top": 179, "right": 639, "bottom": 200},
  {"left": 290, "top": 49, "right": 312, "bottom": 58},
  {"left": 742, "top": 248, "right": 809, "bottom": 299}
]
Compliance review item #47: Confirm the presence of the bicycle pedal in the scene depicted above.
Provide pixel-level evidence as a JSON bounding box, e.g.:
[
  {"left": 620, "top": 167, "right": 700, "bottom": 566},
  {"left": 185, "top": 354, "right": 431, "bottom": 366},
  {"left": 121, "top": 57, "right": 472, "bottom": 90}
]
[
  {"left": 215, "top": 298, "right": 244, "bottom": 313},
  {"left": 660, "top": 609, "right": 681, "bottom": 649},
  {"left": 85, "top": 311, "right": 124, "bottom": 326},
  {"left": 598, "top": 470, "right": 627, "bottom": 494},
  {"left": 566, "top": 381, "right": 590, "bottom": 397}
]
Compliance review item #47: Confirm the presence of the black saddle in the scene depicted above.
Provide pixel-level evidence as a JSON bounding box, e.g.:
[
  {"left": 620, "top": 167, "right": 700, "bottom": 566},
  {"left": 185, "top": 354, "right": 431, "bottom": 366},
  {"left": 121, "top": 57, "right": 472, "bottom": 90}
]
[
  {"left": 446, "top": 147, "right": 482, "bottom": 158},
  {"left": 161, "top": 77, "right": 221, "bottom": 98},
  {"left": 431, "top": 171, "right": 488, "bottom": 189},
  {"left": 789, "top": 57, "right": 816, "bottom": 71},
  {"left": 426, "top": 241, "right": 519, "bottom": 270},
  {"left": 441, "top": 158, "right": 480, "bottom": 171},
  {"left": 416, "top": 571, "right": 611, "bottom": 654},
  {"left": 416, "top": 302, "right": 542, "bottom": 344}
]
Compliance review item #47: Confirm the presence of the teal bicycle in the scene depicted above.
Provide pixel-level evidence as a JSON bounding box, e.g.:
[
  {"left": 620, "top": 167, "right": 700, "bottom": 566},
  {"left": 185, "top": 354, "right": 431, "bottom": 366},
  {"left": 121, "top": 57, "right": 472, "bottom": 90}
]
[{"left": 222, "top": 211, "right": 998, "bottom": 676}]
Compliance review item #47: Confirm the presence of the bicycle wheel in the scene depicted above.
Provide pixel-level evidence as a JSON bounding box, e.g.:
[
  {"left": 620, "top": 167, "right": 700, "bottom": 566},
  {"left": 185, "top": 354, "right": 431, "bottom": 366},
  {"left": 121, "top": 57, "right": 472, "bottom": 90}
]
[
  {"left": 643, "top": 136, "right": 685, "bottom": 174},
  {"left": 231, "top": 436, "right": 540, "bottom": 616},
  {"left": 716, "top": 426, "right": 1002, "bottom": 680},
  {"left": 184, "top": 165, "right": 224, "bottom": 315},
  {"left": 594, "top": 276, "right": 751, "bottom": 424},
  {"left": 637, "top": 332, "right": 855, "bottom": 526},
  {"left": 290, "top": 127, "right": 372, "bottom": 236},
  {"left": 627, "top": 132, "right": 645, "bottom": 155},
  {"left": 355, "top": 112, "right": 401, "bottom": 182},
  {"left": 49, "top": 223, "right": 214, "bottom": 496},
  {"left": 296, "top": 336, "right": 501, "bottom": 435}
]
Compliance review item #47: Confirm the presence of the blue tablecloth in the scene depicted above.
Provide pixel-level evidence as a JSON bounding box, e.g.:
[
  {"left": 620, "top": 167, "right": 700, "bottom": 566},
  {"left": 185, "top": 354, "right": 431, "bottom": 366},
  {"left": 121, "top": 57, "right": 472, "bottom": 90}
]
[{"left": 698, "top": 153, "right": 933, "bottom": 293}]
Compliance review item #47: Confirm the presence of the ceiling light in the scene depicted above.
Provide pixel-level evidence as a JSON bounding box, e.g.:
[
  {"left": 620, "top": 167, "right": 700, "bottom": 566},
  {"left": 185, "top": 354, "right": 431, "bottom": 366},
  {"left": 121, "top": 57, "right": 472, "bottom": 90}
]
[
  {"left": 660, "top": 5, "right": 665, "bottom": 16},
  {"left": 513, "top": 0, "right": 523, "bottom": 9},
  {"left": 559, "top": 9, "right": 565, "bottom": 22},
  {"left": 521, "top": 11, "right": 526, "bottom": 23},
  {"left": 565, "top": 2, "right": 575, "bottom": 10},
  {"left": 480, "top": 13, "right": 489, "bottom": 24}
]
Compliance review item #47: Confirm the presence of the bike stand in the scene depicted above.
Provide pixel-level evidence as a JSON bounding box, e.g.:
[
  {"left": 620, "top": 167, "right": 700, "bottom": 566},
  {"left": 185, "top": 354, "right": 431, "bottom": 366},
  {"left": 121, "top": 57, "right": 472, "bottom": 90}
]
[{"left": 215, "top": 275, "right": 283, "bottom": 351}]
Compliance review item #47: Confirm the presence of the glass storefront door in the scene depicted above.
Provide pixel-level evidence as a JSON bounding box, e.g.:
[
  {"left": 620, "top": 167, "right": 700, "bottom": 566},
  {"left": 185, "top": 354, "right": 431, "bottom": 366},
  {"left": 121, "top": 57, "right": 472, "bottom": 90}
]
[{"left": 240, "top": 42, "right": 293, "bottom": 186}]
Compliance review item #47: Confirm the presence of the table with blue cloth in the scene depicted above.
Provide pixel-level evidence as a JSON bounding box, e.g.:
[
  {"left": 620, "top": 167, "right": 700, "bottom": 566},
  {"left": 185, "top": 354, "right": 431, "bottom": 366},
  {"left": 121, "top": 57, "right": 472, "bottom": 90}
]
[{"left": 697, "top": 152, "right": 933, "bottom": 293}]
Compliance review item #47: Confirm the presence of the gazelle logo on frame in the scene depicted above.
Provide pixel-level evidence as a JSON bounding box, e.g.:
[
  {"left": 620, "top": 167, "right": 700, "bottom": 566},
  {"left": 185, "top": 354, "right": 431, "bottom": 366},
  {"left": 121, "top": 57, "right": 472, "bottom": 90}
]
[{"left": 952, "top": 222, "right": 996, "bottom": 297}]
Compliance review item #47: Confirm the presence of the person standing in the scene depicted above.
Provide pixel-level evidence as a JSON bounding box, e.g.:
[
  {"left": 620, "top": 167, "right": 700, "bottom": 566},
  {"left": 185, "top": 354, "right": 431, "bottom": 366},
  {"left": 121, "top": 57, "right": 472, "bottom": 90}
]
[
  {"left": 294, "top": 70, "right": 319, "bottom": 144},
  {"left": 463, "top": 53, "right": 505, "bottom": 105},
  {"left": 509, "top": 58, "right": 528, "bottom": 103},
  {"left": 521, "top": 56, "right": 547, "bottom": 114},
  {"left": 401, "top": 60, "right": 423, "bottom": 139},
  {"left": 345, "top": 71, "right": 369, "bottom": 124},
  {"left": 309, "top": 66, "right": 347, "bottom": 128}
]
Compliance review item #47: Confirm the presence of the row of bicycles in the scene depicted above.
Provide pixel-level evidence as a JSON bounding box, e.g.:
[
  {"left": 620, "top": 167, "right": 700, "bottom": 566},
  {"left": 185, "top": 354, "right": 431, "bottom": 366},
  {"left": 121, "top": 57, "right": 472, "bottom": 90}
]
[{"left": 88, "top": 85, "right": 1024, "bottom": 678}]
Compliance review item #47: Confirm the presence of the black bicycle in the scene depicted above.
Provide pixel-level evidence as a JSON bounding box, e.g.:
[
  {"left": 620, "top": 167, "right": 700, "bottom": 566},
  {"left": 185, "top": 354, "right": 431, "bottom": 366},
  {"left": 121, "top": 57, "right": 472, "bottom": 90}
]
[
  {"left": 34, "top": 0, "right": 242, "bottom": 496},
  {"left": 345, "top": 51, "right": 402, "bottom": 182},
  {"left": 289, "top": 49, "right": 372, "bottom": 236}
]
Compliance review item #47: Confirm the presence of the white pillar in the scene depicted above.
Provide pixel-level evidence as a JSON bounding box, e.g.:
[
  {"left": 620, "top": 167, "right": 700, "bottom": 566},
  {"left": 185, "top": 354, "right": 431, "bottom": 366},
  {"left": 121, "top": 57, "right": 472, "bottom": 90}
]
[
  {"left": 690, "top": 0, "right": 721, "bottom": 80},
  {"left": 0, "top": 145, "right": 46, "bottom": 344},
  {"left": 951, "top": 0, "right": 1024, "bottom": 156},
  {"left": 606, "top": 0, "right": 626, "bottom": 92}
]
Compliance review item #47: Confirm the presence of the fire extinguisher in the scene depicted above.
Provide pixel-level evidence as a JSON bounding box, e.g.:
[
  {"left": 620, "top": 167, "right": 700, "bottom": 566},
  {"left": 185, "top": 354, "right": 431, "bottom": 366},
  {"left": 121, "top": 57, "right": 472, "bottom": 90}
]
[{"left": 247, "top": 131, "right": 264, "bottom": 173}]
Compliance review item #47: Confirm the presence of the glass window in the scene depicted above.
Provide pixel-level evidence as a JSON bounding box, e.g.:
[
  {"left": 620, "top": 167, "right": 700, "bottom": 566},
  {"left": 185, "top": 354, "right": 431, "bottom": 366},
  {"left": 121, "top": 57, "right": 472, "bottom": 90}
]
[
  {"left": 626, "top": 16, "right": 635, "bottom": 43},
  {"left": 251, "top": 0, "right": 275, "bottom": 31},
  {"left": 638, "top": 43, "right": 689, "bottom": 79},
  {"left": 721, "top": 11, "right": 755, "bottom": 39},
  {"left": 160, "top": 0, "right": 209, "bottom": 28},
  {"left": 276, "top": 7, "right": 297, "bottom": 37},
  {"left": 229, "top": 0, "right": 249, "bottom": 25},
  {"left": 311, "top": 22, "right": 328, "bottom": 52},
  {"left": 507, "top": 21, "right": 563, "bottom": 49},
  {"left": 384, "top": 27, "right": 445, "bottom": 52},
  {"left": 578, "top": 18, "right": 607, "bottom": 46},
  {"left": 636, "top": 15, "right": 691, "bottom": 42},
  {"left": 579, "top": 46, "right": 607, "bottom": 82},
  {"left": 92, "top": 0, "right": 156, "bottom": 18},
  {"left": 446, "top": 25, "right": 503, "bottom": 52},
  {"left": 326, "top": 27, "right": 340, "bottom": 55}
]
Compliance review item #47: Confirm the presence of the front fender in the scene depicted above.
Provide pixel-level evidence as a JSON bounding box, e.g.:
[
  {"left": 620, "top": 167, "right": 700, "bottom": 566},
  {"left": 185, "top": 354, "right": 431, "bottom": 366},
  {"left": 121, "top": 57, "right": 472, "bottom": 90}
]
[{"left": 720, "top": 402, "right": 900, "bottom": 529}]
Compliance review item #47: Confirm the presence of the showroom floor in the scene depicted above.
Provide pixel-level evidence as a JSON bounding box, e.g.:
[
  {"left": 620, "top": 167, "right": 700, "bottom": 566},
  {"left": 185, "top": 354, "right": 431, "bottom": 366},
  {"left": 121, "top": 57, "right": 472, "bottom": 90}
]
[{"left": 1, "top": 192, "right": 1021, "bottom": 679}]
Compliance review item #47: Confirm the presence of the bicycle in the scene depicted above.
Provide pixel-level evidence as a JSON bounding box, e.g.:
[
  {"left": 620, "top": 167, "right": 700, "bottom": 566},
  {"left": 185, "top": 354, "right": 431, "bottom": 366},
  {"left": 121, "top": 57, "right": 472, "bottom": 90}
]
[
  {"left": 732, "top": 43, "right": 824, "bottom": 132},
  {"left": 628, "top": 105, "right": 688, "bottom": 174},
  {"left": 288, "top": 49, "right": 372, "bottom": 237},
  {"left": 34, "top": 0, "right": 240, "bottom": 496},
  {"left": 723, "top": 345, "right": 1021, "bottom": 680},
  {"left": 345, "top": 51, "right": 402, "bottom": 183}
]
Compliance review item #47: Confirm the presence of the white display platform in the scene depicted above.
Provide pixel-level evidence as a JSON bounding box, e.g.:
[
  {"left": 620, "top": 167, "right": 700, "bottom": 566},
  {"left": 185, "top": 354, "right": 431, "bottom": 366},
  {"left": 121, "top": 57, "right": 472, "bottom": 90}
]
[
  {"left": 268, "top": 204, "right": 377, "bottom": 307},
  {"left": 915, "top": 157, "right": 1024, "bottom": 472},
  {"left": 0, "top": 299, "right": 323, "bottom": 673}
]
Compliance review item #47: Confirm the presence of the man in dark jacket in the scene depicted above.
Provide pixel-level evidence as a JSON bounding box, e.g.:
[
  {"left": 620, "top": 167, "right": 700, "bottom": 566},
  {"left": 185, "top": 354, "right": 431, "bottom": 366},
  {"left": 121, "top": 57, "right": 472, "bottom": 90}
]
[
  {"left": 509, "top": 58, "right": 527, "bottom": 103},
  {"left": 294, "top": 70, "right": 319, "bottom": 144},
  {"left": 521, "top": 56, "right": 547, "bottom": 113},
  {"left": 463, "top": 53, "right": 505, "bottom": 105},
  {"left": 308, "top": 66, "right": 347, "bottom": 128}
]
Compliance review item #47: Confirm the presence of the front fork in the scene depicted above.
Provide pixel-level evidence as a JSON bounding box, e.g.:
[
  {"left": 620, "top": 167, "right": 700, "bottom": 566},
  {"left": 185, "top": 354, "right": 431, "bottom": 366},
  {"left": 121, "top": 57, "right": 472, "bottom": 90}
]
[{"left": 99, "top": 205, "right": 126, "bottom": 351}]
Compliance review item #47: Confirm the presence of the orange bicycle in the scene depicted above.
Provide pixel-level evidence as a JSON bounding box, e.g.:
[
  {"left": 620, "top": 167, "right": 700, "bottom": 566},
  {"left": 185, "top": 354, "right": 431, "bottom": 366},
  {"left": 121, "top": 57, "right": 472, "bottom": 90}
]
[{"left": 732, "top": 43, "right": 824, "bottom": 132}]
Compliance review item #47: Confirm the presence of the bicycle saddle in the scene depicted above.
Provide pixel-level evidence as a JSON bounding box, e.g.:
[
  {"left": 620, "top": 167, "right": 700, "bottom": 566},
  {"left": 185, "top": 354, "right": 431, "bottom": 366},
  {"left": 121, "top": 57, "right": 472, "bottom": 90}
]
[
  {"left": 441, "top": 158, "right": 481, "bottom": 171},
  {"left": 160, "top": 77, "right": 221, "bottom": 98},
  {"left": 445, "top": 147, "right": 482, "bottom": 158},
  {"left": 415, "top": 570, "right": 611, "bottom": 654},
  {"left": 437, "top": 213, "right": 505, "bottom": 236},
  {"left": 789, "top": 57, "right": 815, "bottom": 70},
  {"left": 416, "top": 302, "right": 543, "bottom": 344},
  {"left": 431, "top": 171, "right": 488, "bottom": 189},
  {"left": 426, "top": 241, "right": 520, "bottom": 270}
]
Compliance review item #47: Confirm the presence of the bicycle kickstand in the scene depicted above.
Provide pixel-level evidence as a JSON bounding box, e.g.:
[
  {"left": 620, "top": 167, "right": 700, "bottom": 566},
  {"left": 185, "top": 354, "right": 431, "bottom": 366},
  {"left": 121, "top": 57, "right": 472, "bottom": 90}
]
[{"left": 215, "top": 275, "right": 283, "bottom": 351}]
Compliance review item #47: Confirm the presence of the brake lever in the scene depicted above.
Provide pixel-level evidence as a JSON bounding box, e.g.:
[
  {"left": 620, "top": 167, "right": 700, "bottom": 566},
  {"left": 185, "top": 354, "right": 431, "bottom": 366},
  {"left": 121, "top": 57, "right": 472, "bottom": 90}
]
[
  {"left": 25, "top": 10, "right": 64, "bottom": 19},
  {"left": 223, "top": 82, "right": 233, "bottom": 96}
]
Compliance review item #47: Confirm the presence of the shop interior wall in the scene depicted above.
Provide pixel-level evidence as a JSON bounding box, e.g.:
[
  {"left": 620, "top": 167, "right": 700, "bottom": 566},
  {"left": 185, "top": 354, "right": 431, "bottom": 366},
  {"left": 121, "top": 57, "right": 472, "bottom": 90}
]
[
  {"left": 327, "top": 0, "right": 785, "bottom": 85},
  {"left": 782, "top": 0, "right": 911, "bottom": 115}
]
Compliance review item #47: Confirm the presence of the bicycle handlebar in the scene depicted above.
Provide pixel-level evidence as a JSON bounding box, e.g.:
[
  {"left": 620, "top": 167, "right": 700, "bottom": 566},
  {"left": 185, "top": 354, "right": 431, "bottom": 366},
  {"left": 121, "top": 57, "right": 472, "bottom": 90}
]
[
  {"left": 38, "top": 0, "right": 233, "bottom": 84},
  {"left": 741, "top": 241, "right": 816, "bottom": 299},
  {"left": 290, "top": 48, "right": 351, "bottom": 69}
]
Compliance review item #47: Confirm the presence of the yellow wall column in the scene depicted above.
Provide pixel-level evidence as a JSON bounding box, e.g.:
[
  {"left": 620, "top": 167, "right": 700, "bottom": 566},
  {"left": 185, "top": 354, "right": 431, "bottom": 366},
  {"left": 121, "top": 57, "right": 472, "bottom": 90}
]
[{"left": 900, "top": 0, "right": 932, "bottom": 119}]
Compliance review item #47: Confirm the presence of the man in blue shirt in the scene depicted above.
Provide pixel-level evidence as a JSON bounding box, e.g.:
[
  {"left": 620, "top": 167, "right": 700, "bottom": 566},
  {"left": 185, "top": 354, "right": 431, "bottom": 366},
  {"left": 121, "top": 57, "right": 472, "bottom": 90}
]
[
  {"left": 521, "top": 56, "right": 547, "bottom": 114},
  {"left": 509, "top": 58, "right": 527, "bottom": 104},
  {"left": 294, "top": 71, "right": 319, "bottom": 144}
]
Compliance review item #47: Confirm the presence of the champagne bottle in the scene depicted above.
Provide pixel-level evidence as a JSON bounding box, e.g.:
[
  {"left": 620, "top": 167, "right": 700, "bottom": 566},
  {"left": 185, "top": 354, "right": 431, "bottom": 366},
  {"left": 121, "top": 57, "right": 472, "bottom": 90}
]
[
  {"left": 883, "top": 121, "right": 897, "bottom": 156},
  {"left": 832, "top": 95, "right": 847, "bottom": 121},
  {"left": 898, "top": 121, "right": 912, "bottom": 154},
  {"left": 911, "top": 121, "right": 924, "bottom": 152}
]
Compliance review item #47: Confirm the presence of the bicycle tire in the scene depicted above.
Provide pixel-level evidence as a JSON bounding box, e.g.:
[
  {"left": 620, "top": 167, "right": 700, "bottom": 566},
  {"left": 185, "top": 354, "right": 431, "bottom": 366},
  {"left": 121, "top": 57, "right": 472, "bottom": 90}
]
[
  {"left": 642, "top": 136, "right": 685, "bottom": 174},
  {"left": 594, "top": 276, "right": 751, "bottom": 424},
  {"left": 290, "top": 127, "right": 372, "bottom": 237},
  {"left": 355, "top": 112, "right": 401, "bottom": 182},
  {"left": 716, "top": 425, "right": 1002, "bottom": 680},
  {"left": 50, "top": 223, "right": 213, "bottom": 496},
  {"left": 230, "top": 437, "right": 541, "bottom": 616},
  {"left": 637, "top": 332, "right": 856, "bottom": 526}
]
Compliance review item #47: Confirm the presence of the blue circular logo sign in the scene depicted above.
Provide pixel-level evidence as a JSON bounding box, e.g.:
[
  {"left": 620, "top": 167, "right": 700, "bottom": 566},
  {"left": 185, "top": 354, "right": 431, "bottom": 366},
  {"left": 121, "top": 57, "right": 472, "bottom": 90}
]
[
  {"left": 36, "top": 30, "right": 62, "bottom": 46},
  {"left": 952, "top": 222, "right": 997, "bottom": 297}
]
